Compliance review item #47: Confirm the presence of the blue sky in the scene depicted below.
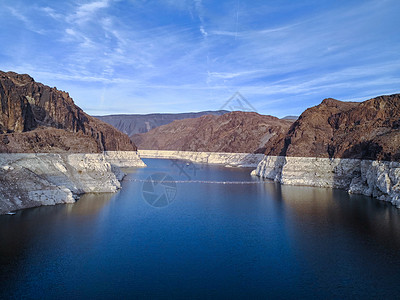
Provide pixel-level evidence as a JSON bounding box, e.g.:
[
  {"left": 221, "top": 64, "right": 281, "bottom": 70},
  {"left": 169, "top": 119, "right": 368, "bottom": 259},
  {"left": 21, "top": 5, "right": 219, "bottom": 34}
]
[{"left": 0, "top": 0, "right": 399, "bottom": 117}]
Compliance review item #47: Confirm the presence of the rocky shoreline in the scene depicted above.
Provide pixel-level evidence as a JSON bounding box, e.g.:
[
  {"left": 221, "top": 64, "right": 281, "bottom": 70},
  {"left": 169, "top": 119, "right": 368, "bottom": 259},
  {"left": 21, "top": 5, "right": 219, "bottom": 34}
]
[
  {"left": 0, "top": 151, "right": 146, "bottom": 215},
  {"left": 138, "top": 150, "right": 264, "bottom": 167},
  {"left": 252, "top": 156, "right": 400, "bottom": 207}
]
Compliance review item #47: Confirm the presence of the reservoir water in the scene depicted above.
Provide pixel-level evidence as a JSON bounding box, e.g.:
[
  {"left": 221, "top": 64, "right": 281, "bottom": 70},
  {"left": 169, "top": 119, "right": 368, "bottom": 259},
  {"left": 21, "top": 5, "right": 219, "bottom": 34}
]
[{"left": 1, "top": 158, "right": 400, "bottom": 299}]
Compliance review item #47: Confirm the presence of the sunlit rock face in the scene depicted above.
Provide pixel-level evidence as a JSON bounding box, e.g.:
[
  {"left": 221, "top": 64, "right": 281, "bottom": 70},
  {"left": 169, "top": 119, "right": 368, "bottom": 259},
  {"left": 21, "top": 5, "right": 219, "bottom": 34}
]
[
  {"left": 0, "top": 70, "right": 137, "bottom": 152},
  {"left": 104, "top": 151, "right": 147, "bottom": 168},
  {"left": 133, "top": 111, "right": 294, "bottom": 153},
  {"left": 0, "top": 151, "right": 147, "bottom": 214},
  {"left": 252, "top": 156, "right": 400, "bottom": 207},
  {"left": 0, "top": 153, "right": 117, "bottom": 214},
  {"left": 95, "top": 110, "right": 229, "bottom": 136},
  {"left": 253, "top": 94, "right": 400, "bottom": 207},
  {"left": 264, "top": 94, "right": 400, "bottom": 161}
]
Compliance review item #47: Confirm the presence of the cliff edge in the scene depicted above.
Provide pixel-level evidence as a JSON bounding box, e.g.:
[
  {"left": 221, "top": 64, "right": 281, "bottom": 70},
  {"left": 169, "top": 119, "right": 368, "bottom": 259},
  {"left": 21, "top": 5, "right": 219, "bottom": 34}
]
[
  {"left": 265, "top": 94, "right": 400, "bottom": 161},
  {"left": 0, "top": 71, "right": 136, "bottom": 152}
]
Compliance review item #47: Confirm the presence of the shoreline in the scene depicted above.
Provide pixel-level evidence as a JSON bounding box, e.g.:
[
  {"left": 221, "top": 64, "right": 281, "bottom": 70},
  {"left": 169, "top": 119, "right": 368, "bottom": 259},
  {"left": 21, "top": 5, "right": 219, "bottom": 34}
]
[
  {"left": 0, "top": 151, "right": 146, "bottom": 215},
  {"left": 252, "top": 155, "right": 400, "bottom": 207},
  {"left": 138, "top": 150, "right": 264, "bottom": 168}
]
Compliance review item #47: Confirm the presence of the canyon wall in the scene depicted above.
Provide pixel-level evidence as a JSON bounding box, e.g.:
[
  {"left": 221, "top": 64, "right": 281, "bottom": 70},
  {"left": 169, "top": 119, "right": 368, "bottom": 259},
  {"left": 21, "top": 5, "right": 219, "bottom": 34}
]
[
  {"left": 252, "top": 156, "right": 400, "bottom": 207},
  {"left": 133, "top": 112, "right": 293, "bottom": 153},
  {"left": 0, "top": 71, "right": 137, "bottom": 152},
  {"left": 0, "top": 151, "right": 145, "bottom": 214}
]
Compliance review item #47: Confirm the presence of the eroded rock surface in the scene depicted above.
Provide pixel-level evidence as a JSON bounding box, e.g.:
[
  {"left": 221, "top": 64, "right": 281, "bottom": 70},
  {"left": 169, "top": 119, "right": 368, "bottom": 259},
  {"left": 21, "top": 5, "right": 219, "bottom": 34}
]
[
  {"left": 252, "top": 156, "right": 400, "bottom": 207},
  {"left": 0, "top": 153, "right": 119, "bottom": 214},
  {"left": 95, "top": 110, "right": 229, "bottom": 136},
  {"left": 0, "top": 71, "right": 136, "bottom": 152},
  {"left": 265, "top": 94, "right": 400, "bottom": 161},
  {"left": 133, "top": 111, "right": 293, "bottom": 153}
]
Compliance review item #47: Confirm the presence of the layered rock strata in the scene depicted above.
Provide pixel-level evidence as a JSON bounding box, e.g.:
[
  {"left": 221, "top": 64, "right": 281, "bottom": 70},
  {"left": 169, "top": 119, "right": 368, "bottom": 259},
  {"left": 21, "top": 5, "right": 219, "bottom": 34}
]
[
  {"left": 253, "top": 94, "right": 400, "bottom": 206},
  {"left": 252, "top": 156, "right": 400, "bottom": 206},
  {"left": 104, "top": 151, "right": 147, "bottom": 168},
  {"left": 0, "top": 151, "right": 145, "bottom": 214}
]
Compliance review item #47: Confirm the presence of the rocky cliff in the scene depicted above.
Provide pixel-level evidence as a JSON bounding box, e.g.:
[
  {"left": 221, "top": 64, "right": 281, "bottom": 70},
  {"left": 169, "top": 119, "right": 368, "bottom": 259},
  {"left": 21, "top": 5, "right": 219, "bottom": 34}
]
[
  {"left": 0, "top": 153, "right": 121, "bottom": 214},
  {"left": 95, "top": 110, "right": 229, "bottom": 136},
  {"left": 252, "top": 156, "right": 400, "bottom": 207},
  {"left": 0, "top": 71, "right": 136, "bottom": 152},
  {"left": 132, "top": 111, "right": 293, "bottom": 153},
  {"left": 265, "top": 94, "right": 400, "bottom": 161},
  {"left": 253, "top": 94, "right": 400, "bottom": 207}
]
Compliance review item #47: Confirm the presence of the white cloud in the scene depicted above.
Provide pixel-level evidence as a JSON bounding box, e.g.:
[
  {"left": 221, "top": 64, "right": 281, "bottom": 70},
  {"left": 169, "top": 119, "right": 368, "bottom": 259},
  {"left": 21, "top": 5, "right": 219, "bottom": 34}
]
[
  {"left": 41, "top": 7, "right": 63, "bottom": 20},
  {"left": 200, "top": 26, "right": 208, "bottom": 37},
  {"left": 68, "top": 0, "right": 111, "bottom": 24},
  {"left": 1, "top": 0, "right": 399, "bottom": 116},
  {"left": 7, "top": 6, "right": 45, "bottom": 34}
]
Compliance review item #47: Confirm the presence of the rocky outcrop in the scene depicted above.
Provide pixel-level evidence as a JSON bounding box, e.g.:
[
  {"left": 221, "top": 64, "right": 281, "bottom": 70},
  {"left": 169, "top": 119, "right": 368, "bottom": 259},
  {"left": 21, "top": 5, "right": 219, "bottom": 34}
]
[
  {"left": 0, "top": 153, "right": 119, "bottom": 214},
  {"left": 0, "top": 71, "right": 136, "bottom": 152},
  {"left": 139, "top": 150, "right": 264, "bottom": 167},
  {"left": 133, "top": 111, "right": 293, "bottom": 153},
  {"left": 253, "top": 94, "right": 400, "bottom": 207},
  {"left": 0, "top": 128, "right": 100, "bottom": 153},
  {"left": 252, "top": 156, "right": 400, "bottom": 207},
  {"left": 95, "top": 110, "right": 229, "bottom": 136},
  {"left": 265, "top": 94, "right": 400, "bottom": 161},
  {"left": 0, "top": 151, "right": 146, "bottom": 214},
  {"left": 104, "top": 151, "right": 147, "bottom": 168}
]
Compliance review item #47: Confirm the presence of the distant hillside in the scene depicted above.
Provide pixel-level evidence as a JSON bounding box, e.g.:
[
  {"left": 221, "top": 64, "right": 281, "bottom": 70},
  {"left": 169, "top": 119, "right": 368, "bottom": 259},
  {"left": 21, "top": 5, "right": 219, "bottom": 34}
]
[
  {"left": 132, "top": 111, "right": 294, "bottom": 153},
  {"left": 0, "top": 71, "right": 136, "bottom": 153},
  {"left": 95, "top": 110, "right": 229, "bottom": 137},
  {"left": 265, "top": 94, "right": 400, "bottom": 161},
  {"left": 281, "top": 115, "right": 298, "bottom": 120}
]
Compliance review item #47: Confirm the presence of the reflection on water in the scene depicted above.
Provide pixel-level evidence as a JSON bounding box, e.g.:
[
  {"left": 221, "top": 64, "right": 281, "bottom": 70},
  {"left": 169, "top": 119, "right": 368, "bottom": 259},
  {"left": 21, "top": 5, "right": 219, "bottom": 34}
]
[
  {"left": 1, "top": 158, "right": 400, "bottom": 299},
  {"left": 267, "top": 184, "right": 400, "bottom": 249},
  {"left": 0, "top": 192, "right": 115, "bottom": 295},
  {"left": 66, "top": 193, "right": 115, "bottom": 216}
]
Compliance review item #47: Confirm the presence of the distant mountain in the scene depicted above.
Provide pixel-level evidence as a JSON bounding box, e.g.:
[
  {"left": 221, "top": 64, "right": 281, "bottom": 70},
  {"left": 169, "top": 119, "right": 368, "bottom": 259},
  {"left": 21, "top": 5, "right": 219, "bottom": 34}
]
[
  {"left": 132, "top": 111, "right": 294, "bottom": 153},
  {"left": 281, "top": 115, "right": 298, "bottom": 120},
  {"left": 265, "top": 94, "right": 400, "bottom": 161},
  {"left": 0, "top": 71, "right": 136, "bottom": 153},
  {"left": 95, "top": 110, "right": 229, "bottom": 137}
]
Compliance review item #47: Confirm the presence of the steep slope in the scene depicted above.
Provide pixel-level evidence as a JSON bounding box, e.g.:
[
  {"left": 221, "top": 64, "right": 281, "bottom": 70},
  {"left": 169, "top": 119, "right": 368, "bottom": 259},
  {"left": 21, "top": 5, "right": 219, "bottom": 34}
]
[
  {"left": 0, "top": 71, "right": 136, "bottom": 152},
  {"left": 264, "top": 94, "right": 400, "bottom": 161},
  {"left": 95, "top": 110, "right": 229, "bottom": 136},
  {"left": 132, "top": 111, "right": 293, "bottom": 153}
]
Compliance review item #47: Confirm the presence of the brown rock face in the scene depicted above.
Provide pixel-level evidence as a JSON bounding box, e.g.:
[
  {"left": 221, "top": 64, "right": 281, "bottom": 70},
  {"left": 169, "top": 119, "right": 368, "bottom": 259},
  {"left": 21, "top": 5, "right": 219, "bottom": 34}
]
[
  {"left": 132, "top": 111, "right": 293, "bottom": 153},
  {"left": 0, "top": 128, "right": 100, "bottom": 153},
  {"left": 264, "top": 94, "right": 400, "bottom": 161},
  {"left": 0, "top": 71, "right": 136, "bottom": 152}
]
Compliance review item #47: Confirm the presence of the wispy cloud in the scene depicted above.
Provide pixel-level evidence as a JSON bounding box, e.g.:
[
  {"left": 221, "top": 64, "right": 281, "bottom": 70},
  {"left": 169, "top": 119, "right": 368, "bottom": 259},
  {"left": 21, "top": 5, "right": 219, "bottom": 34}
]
[
  {"left": 6, "top": 6, "right": 46, "bottom": 34},
  {"left": 67, "top": 0, "right": 111, "bottom": 24},
  {"left": 193, "top": 0, "right": 208, "bottom": 38},
  {"left": 1, "top": 0, "right": 399, "bottom": 117}
]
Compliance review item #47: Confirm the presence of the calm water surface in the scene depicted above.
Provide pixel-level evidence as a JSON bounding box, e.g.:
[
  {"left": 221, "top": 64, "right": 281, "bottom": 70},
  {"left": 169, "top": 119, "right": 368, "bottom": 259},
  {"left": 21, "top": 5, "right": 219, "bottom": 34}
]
[{"left": 1, "top": 158, "right": 400, "bottom": 299}]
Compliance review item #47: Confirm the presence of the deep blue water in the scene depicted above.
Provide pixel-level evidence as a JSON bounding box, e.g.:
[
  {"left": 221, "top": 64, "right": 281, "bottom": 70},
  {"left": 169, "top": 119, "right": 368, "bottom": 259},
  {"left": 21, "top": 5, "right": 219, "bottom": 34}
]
[{"left": 1, "top": 158, "right": 400, "bottom": 299}]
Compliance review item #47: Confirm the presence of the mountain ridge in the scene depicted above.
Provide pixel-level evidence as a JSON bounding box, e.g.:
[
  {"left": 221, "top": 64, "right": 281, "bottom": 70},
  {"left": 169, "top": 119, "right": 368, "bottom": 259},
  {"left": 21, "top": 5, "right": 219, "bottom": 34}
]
[
  {"left": 132, "top": 111, "right": 294, "bottom": 153},
  {"left": 264, "top": 94, "right": 400, "bottom": 161},
  {"left": 95, "top": 110, "right": 229, "bottom": 137},
  {"left": 0, "top": 70, "right": 136, "bottom": 153}
]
